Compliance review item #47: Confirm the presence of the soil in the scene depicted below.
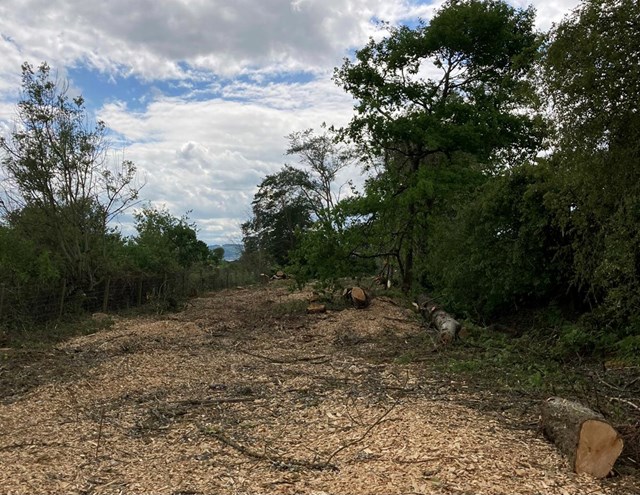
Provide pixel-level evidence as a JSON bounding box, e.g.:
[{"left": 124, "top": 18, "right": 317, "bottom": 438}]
[{"left": 0, "top": 284, "right": 638, "bottom": 494}]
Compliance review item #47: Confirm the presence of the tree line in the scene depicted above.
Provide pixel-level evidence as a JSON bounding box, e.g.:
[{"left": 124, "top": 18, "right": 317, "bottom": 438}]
[
  {"left": 0, "top": 63, "right": 224, "bottom": 325},
  {"left": 241, "top": 0, "right": 640, "bottom": 360}
]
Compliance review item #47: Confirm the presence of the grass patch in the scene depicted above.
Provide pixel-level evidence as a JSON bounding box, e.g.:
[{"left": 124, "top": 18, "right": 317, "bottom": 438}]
[{"left": 2, "top": 314, "right": 115, "bottom": 349}]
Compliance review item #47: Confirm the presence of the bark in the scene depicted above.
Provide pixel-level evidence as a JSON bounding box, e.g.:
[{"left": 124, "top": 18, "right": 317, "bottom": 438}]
[
  {"left": 541, "top": 397, "right": 624, "bottom": 478},
  {"left": 415, "top": 295, "right": 461, "bottom": 344},
  {"left": 343, "top": 287, "right": 370, "bottom": 309}
]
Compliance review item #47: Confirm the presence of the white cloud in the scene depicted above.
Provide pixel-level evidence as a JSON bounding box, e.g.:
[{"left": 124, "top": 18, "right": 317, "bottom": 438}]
[
  {"left": 98, "top": 78, "right": 357, "bottom": 242},
  {"left": 0, "top": 0, "right": 587, "bottom": 243},
  {"left": 0, "top": 0, "right": 436, "bottom": 82},
  {"left": 517, "top": 0, "right": 581, "bottom": 30}
]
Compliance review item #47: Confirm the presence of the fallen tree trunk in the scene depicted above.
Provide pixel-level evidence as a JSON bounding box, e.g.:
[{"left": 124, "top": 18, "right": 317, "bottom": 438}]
[
  {"left": 541, "top": 397, "right": 624, "bottom": 478},
  {"left": 414, "top": 295, "right": 461, "bottom": 344}
]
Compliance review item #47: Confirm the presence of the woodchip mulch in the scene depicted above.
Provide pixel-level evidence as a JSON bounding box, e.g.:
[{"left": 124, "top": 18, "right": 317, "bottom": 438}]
[{"left": 0, "top": 285, "right": 636, "bottom": 494}]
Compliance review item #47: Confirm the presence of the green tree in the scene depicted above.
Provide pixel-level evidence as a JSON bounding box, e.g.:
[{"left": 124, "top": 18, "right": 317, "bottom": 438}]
[
  {"left": 0, "top": 62, "right": 140, "bottom": 289},
  {"left": 242, "top": 167, "right": 314, "bottom": 266},
  {"left": 285, "top": 127, "right": 356, "bottom": 225},
  {"left": 543, "top": 0, "right": 640, "bottom": 334},
  {"left": 210, "top": 246, "right": 225, "bottom": 265},
  {"left": 130, "top": 206, "right": 210, "bottom": 275},
  {"left": 425, "top": 160, "right": 568, "bottom": 317},
  {"left": 334, "top": 0, "right": 544, "bottom": 289},
  {"left": 0, "top": 224, "right": 59, "bottom": 285},
  {"left": 242, "top": 127, "right": 354, "bottom": 267}
]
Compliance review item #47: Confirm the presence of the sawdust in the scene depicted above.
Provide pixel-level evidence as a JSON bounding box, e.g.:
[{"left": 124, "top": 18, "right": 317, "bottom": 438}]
[{"left": 0, "top": 285, "right": 636, "bottom": 494}]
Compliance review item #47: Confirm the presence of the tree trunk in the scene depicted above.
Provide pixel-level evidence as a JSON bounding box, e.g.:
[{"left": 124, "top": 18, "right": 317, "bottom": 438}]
[
  {"left": 343, "top": 287, "right": 370, "bottom": 309},
  {"left": 541, "top": 397, "right": 624, "bottom": 478},
  {"left": 415, "top": 295, "right": 460, "bottom": 344}
]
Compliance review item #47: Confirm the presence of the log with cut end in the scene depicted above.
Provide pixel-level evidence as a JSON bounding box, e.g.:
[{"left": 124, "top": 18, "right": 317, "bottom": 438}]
[
  {"left": 541, "top": 397, "right": 624, "bottom": 478},
  {"left": 350, "top": 287, "right": 369, "bottom": 308},
  {"left": 415, "top": 295, "right": 461, "bottom": 344},
  {"left": 343, "top": 287, "right": 370, "bottom": 308}
]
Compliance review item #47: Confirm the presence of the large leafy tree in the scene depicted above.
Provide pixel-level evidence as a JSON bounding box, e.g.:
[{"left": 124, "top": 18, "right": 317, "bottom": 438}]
[
  {"left": 285, "top": 127, "right": 355, "bottom": 225},
  {"left": 543, "top": 0, "right": 640, "bottom": 329},
  {"left": 242, "top": 128, "right": 354, "bottom": 267},
  {"left": 0, "top": 62, "right": 140, "bottom": 289},
  {"left": 242, "top": 167, "right": 314, "bottom": 266},
  {"left": 334, "top": 0, "right": 544, "bottom": 289}
]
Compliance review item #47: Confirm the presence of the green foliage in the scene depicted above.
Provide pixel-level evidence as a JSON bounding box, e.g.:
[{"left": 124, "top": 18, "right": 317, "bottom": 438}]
[
  {"left": 0, "top": 225, "right": 59, "bottom": 284},
  {"left": 542, "top": 0, "right": 640, "bottom": 337},
  {"left": 242, "top": 166, "right": 314, "bottom": 266},
  {"left": 210, "top": 247, "right": 225, "bottom": 265},
  {"left": 335, "top": 0, "right": 543, "bottom": 163},
  {"left": 288, "top": 219, "right": 376, "bottom": 288},
  {"left": 129, "top": 206, "right": 211, "bottom": 274},
  {"left": 0, "top": 62, "right": 139, "bottom": 289},
  {"left": 424, "top": 161, "right": 566, "bottom": 317},
  {"left": 553, "top": 323, "right": 603, "bottom": 359},
  {"left": 334, "top": 0, "right": 544, "bottom": 289},
  {"left": 614, "top": 335, "right": 640, "bottom": 365},
  {"left": 243, "top": 127, "right": 356, "bottom": 273}
]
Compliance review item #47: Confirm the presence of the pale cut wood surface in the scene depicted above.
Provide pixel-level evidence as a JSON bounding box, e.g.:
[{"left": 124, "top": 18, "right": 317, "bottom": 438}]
[{"left": 541, "top": 397, "right": 624, "bottom": 478}]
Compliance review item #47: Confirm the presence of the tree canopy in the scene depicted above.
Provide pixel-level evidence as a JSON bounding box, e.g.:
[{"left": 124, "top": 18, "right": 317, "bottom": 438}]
[
  {"left": 0, "top": 62, "right": 140, "bottom": 288},
  {"left": 331, "top": 0, "right": 544, "bottom": 288}
]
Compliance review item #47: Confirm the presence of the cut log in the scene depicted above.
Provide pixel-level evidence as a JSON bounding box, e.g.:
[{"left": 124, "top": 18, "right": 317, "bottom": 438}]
[
  {"left": 541, "top": 397, "right": 624, "bottom": 478},
  {"left": 306, "top": 303, "right": 326, "bottom": 314},
  {"left": 343, "top": 287, "right": 370, "bottom": 308},
  {"left": 415, "top": 295, "right": 460, "bottom": 344},
  {"left": 351, "top": 287, "right": 369, "bottom": 308}
]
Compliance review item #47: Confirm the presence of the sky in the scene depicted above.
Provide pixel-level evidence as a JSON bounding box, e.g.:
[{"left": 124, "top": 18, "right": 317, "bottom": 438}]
[{"left": 0, "top": 0, "right": 580, "bottom": 245}]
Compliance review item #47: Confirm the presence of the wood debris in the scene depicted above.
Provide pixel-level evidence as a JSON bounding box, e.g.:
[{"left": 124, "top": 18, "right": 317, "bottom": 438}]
[
  {"left": 0, "top": 285, "right": 635, "bottom": 494},
  {"left": 541, "top": 396, "right": 624, "bottom": 478}
]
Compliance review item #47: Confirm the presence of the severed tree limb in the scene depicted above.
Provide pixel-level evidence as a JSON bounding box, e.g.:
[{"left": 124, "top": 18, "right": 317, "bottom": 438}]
[
  {"left": 324, "top": 399, "right": 399, "bottom": 465},
  {"left": 171, "top": 397, "right": 259, "bottom": 406},
  {"left": 414, "top": 295, "right": 461, "bottom": 344},
  {"left": 609, "top": 397, "right": 640, "bottom": 412},
  {"left": 541, "top": 397, "right": 624, "bottom": 478},
  {"left": 198, "top": 399, "right": 399, "bottom": 472},
  {"left": 199, "top": 424, "right": 337, "bottom": 471}
]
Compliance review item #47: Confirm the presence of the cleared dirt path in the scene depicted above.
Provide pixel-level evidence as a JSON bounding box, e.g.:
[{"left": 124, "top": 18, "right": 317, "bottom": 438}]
[{"left": 0, "top": 286, "right": 635, "bottom": 494}]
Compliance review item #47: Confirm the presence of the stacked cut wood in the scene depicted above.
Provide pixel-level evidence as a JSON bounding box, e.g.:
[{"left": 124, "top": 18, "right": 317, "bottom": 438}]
[
  {"left": 343, "top": 287, "right": 370, "bottom": 309},
  {"left": 541, "top": 397, "right": 624, "bottom": 478},
  {"left": 414, "top": 295, "right": 461, "bottom": 344}
]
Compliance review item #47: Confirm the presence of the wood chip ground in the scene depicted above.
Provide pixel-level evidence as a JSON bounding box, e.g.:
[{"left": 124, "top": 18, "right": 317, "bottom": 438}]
[{"left": 1, "top": 286, "right": 637, "bottom": 494}]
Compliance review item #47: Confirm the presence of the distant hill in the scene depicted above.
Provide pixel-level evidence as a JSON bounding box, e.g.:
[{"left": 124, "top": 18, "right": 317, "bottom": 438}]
[{"left": 208, "top": 243, "right": 243, "bottom": 262}]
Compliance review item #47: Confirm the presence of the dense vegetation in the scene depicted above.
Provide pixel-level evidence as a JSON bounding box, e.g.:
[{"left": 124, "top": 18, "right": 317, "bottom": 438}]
[
  {"left": 1, "top": 0, "right": 638, "bottom": 365},
  {"left": 0, "top": 63, "right": 232, "bottom": 334},
  {"left": 241, "top": 0, "right": 640, "bottom": 362}
]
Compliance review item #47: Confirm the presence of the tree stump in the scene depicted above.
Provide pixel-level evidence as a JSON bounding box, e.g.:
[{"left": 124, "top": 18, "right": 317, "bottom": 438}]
[
  {"left": 342, "top": 287, "right": 370, "bottom": 308},
  {"left": 541, "top": 397, "right": 624, "bottom": 478}
]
